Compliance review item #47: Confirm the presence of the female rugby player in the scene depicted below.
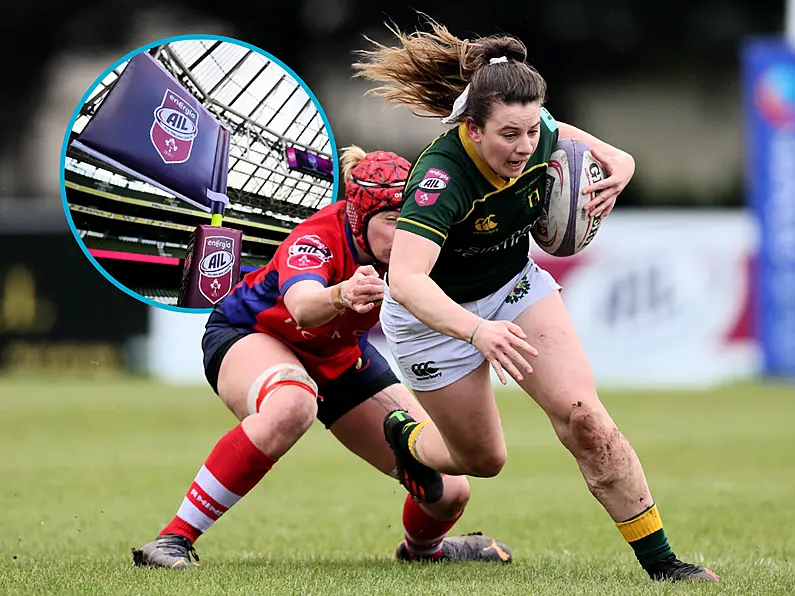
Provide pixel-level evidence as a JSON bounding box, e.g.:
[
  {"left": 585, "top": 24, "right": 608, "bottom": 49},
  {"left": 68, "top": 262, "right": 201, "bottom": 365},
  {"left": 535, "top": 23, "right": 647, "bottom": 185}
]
[
  {"left": 132, "top": 146, "right": 510, "bottom": 568},
  {"left": 353, "top": 18, "right": 719, "bottom": 583}
]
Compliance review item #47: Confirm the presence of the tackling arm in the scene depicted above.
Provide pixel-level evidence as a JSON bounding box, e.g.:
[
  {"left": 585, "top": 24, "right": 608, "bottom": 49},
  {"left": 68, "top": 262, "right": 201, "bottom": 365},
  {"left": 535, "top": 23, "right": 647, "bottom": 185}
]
[{"left": 283, "top": 280, "right": 345, "bottom": 329}]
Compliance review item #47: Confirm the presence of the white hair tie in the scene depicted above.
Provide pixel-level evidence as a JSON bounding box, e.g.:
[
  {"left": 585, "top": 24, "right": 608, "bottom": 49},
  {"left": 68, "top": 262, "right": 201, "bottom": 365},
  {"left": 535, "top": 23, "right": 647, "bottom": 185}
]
[
  {"left": 441, "top": 84, "right": 470, "bottom": 125},
  {"left": 441, "top": 57, "right": 510, "bottom": 125}
]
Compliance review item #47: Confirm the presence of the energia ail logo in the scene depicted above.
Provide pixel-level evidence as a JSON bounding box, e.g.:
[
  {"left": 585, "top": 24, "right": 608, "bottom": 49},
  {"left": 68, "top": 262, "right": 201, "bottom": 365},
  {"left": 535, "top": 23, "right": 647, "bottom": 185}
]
[
  {"left": 415, "top": 168, "right": 450, "bottom": 207},
  {"left": 286, "top": 234, "right": 333, "bottom": 270},
  {"left": 150, "top": 89, "right": 200, "bottom": 164},
  {"left": 198, "top": 236, "right": 235, "bottom": 304}
]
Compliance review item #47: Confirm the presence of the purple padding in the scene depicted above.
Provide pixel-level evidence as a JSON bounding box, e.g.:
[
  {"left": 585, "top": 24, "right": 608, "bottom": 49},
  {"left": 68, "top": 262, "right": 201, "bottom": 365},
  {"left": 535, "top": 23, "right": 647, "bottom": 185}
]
[{"left": 74, "top": 52, "right": 230, "bottom": 212}]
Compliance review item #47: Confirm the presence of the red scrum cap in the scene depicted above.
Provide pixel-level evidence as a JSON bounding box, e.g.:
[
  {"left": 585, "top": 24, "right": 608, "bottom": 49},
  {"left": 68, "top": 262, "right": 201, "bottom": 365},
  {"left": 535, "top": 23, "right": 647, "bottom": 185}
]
[{"left": 344, "top": 149, "right": 411, "bottom": 257}]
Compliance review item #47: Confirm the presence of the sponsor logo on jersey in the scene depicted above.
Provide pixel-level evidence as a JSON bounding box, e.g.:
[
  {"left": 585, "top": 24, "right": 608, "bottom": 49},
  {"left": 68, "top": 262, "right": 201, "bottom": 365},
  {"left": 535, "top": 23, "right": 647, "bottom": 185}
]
[
  {"left": 150, "top": 89, "right": 199, "bottom": 164},
  {"left": 286, "top": 234, "right": 333, "bottom": 270},
  {"left": 198, "top": 235, "right": 236, "bottom": 304},
  {"left": 474, "top": 214, "right": 498, "bottom": 233},
  {"left": 454, "top": 222, "right": 535, "bottom": 258},
  {"left": 414, "top": 168, "right": 451, "bottom": 207},
  {"left": 410, "top": 361, "right": 442, "bottom": 379}
]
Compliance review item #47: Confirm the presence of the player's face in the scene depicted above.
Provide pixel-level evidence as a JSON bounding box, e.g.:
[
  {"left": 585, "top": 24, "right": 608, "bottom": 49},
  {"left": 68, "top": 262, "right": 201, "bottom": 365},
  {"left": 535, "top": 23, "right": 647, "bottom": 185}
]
[
  {"left": 366, "top": 209, "right": 400, "bottom": 264},
  {"left": 467, "top": 101, "right": 542, "bottom": 179}
]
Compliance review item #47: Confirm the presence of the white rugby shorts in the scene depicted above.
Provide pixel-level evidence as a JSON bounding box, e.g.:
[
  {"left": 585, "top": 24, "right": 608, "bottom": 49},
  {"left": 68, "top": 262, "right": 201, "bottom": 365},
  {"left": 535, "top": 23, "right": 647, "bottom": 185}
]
[{"left": 380, "top": 260, "right": 561, "bottom": 391}]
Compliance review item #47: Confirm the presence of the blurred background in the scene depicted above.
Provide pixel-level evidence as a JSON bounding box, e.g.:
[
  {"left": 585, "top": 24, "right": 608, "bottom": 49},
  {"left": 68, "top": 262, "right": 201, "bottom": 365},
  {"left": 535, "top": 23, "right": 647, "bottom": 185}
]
[{"left": 0, "top": 0, "right": 793, "bottom": 385}]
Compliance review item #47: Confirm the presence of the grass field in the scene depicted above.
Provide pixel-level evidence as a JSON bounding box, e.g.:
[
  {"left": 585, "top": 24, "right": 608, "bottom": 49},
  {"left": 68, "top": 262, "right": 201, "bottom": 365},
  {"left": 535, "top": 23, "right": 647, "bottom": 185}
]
[{"left": 1, "top": 376, "right": 793, "bottom": 595}]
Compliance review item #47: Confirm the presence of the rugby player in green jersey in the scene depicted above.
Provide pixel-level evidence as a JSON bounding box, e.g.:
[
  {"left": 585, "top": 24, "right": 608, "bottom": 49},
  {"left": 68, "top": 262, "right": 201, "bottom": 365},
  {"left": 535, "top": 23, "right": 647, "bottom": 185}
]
[{"left": 354, "top": 17, "right": 719, "bottom": 583}]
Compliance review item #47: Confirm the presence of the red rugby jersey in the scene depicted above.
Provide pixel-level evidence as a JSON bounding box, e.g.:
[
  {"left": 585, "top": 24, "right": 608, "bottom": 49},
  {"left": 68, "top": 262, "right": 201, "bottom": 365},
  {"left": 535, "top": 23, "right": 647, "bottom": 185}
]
[{"left": 221, "top": 201, "right": 384, "bottom": 384}]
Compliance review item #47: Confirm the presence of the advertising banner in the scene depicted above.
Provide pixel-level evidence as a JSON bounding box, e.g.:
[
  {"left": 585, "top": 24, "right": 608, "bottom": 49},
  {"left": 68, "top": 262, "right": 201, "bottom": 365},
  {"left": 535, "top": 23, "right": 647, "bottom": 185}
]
[
  {"left": 72, "top": 52, "right": 231, "bottom": 213},
  {"left": 742, "top": 38, "right": 795, "bottom": 379}
]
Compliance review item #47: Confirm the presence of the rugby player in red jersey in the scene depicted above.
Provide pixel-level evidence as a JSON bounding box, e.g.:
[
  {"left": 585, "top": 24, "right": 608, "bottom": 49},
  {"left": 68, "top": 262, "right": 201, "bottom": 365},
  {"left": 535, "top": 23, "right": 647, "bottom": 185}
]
[{"left": 132, "top": 146, "right": 511, "bottom": 568}]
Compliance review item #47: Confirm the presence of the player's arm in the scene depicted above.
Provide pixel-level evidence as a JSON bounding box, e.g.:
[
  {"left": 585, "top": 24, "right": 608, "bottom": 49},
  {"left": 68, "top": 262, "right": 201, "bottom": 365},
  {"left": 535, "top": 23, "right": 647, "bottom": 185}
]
[
  {"left": 283, "top": 266, "right": 384, "bottom": 329},
  {"left": 388, "top": 231, "right": 481, "bottom": 341},
  {"left": 388, "top": 159, "right": 480, "bottom": 339},
  {"left": 557, "top": 121, "right": 634, "bottom": 217}
]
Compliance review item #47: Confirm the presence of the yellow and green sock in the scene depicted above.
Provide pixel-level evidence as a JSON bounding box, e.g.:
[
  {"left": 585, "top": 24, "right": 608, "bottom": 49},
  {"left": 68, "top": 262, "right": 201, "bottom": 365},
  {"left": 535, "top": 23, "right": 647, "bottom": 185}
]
[
  {"left": 616, "top": 503, "right": 675, "bottom": 571},
  {"left": 405, "top": 420, "right": 429, "bottom": 461}
]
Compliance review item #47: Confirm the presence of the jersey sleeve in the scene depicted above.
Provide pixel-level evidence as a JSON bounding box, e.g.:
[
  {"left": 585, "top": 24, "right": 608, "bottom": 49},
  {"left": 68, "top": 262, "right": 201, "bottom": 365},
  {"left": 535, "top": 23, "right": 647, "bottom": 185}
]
[
  {"left": 396, "top": 155, "right": 469, "bottom": 247},
  {"left": 275, "top": 229, "right": 339, "bottom": 294}
]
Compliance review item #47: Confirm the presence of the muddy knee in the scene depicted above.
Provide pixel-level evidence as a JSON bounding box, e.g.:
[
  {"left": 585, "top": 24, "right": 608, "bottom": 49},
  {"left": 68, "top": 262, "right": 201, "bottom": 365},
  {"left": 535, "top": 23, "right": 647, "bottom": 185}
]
[{"left": 566, "top": 403, "right": 630, "bottom": 493}]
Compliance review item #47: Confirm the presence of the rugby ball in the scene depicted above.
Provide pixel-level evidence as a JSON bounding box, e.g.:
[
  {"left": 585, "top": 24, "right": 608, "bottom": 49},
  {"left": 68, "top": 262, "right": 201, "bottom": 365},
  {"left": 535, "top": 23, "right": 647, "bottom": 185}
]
[{"left": 531, "top": 139, "right": 605, "bottom": 257}]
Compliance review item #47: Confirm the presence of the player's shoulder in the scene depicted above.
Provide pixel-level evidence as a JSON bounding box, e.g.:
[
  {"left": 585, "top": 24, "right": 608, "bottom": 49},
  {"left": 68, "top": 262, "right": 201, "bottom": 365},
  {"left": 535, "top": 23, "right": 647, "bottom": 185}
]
[
  {"left": 407, "top": 129, "right": 470, "bottom": 194},
  {"left": 411, "top": 127, "right": 468, "bottom": 174}
]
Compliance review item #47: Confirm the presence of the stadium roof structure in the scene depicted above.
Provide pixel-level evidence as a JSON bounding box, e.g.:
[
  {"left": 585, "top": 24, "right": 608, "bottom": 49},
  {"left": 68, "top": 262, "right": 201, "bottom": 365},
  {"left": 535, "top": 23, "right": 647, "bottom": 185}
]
[{"left": 66, "top": 39, "right": 335, "bottom": 223}]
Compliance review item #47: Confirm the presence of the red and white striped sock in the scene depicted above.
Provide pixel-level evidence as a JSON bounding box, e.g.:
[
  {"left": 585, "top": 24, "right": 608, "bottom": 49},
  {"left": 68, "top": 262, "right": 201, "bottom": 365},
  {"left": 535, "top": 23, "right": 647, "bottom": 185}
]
[
  {"left": 159, "top": 424, "right": 277, "bottom": 543},
  {"left": 401, "top": 494, "right": 462, "bottom": 559}
]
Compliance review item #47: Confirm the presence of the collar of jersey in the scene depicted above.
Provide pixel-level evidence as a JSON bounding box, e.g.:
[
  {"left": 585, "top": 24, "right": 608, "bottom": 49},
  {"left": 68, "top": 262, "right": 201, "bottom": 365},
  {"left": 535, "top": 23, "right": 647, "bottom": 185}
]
[
  {"left": 344, "top": 219, "right": 360, "bottom": 265},
  {"left": 458, "top": 123, "right": 518, "bottom": 191}
]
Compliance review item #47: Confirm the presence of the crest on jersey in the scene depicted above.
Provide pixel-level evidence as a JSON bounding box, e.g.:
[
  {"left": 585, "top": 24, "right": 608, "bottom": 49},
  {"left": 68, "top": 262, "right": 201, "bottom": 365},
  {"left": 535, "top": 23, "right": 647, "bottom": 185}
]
[
  {"left": 415, "top": 168, "right": 450, "bottom": 207},
  {"left": 474, "top": 214, "right": 498, "bottom": 233},
  {"left": 150, "top": 89, "right": 200, "bottom": 164},
  {"left": 198, "top": 236, "right": 235, "bottom": 304},
  {"left": 286, "top": 235, "right": 333, "bottom": 270}
]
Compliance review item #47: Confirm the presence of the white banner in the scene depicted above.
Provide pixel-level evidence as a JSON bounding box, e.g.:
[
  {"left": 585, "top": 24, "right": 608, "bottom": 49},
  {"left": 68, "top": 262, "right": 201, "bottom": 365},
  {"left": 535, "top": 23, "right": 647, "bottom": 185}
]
[{"left": 530, "top": 210, "right": 760, "bottom": 388}]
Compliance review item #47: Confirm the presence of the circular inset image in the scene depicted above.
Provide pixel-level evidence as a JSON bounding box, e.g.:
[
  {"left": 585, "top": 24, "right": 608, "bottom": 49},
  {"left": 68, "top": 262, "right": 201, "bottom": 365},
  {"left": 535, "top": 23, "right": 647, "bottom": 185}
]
[{"left": 61, "top": 35, "right": 338, "bottom": 312}]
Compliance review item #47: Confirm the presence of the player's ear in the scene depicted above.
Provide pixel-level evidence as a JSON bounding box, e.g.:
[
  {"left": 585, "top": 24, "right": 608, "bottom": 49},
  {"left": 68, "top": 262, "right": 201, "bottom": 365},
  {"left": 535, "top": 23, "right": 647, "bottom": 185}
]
[{"left": 466, "top": 119, "right": 483, "bottom": 144}]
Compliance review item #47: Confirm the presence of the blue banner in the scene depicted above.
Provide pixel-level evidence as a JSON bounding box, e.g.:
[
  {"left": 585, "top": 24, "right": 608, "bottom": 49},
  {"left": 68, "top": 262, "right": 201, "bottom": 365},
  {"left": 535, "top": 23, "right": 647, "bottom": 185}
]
[
  {"left": 742, "top": 38, "right": 795, "bottom": 378},
  {"left": 72, "top": 52, "right": 231, "bottom": 213}
]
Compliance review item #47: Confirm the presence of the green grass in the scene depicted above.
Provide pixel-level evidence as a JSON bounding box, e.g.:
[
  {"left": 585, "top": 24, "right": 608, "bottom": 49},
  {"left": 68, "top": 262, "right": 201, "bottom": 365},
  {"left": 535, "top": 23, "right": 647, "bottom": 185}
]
[{"left": 1, "top": 376, "right": 793, "bottom": 595}]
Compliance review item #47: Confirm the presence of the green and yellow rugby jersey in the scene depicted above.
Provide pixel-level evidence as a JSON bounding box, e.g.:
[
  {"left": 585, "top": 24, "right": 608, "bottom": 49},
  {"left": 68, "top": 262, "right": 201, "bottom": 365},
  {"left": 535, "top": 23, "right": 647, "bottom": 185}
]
[{"left": 396, "top": 108, "right": 559, "bottom": 303}]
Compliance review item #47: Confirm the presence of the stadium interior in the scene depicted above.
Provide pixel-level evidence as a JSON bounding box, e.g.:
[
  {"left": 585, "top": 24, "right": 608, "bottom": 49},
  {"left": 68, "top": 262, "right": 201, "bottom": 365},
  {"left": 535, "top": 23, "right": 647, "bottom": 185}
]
[{"left": 64, "top": 40, "right": 336, "bottom": 305}]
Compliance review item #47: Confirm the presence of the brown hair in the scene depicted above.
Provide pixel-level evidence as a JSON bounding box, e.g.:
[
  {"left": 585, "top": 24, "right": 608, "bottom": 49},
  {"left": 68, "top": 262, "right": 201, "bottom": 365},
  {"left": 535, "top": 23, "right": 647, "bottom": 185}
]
[
  {"left": 339, "top": 145, "right": 367, "bottom": 183},
  {"left": 352, "top": 15, "right": 547, "bottom": 128}
]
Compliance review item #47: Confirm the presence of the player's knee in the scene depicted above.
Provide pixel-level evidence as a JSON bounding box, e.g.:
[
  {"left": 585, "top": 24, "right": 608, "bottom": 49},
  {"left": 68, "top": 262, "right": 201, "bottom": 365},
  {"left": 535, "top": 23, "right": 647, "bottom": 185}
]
[
  {"left": 554, "top": 398, "right": 603, "bottom": 450},
  {"left": 566, "top": 403, "right": 629, "bottom": 487},
  {"left": 282, "top": 393, "right": 319, "bottom": 435},
  {"left": 569, "top": 402, "right": 601, "bottom": 443},
  {"left": 438, "top": 475, "right": 471, "bottom": 517},
  {"left": 245, "top": 363, "right": 319, "bottom": 437},
  {"left": 244, "top": 391, "right": 317, "bottom": 441},
  {"left": 460, "top": 445, "right": 507, "bottom": 478}
]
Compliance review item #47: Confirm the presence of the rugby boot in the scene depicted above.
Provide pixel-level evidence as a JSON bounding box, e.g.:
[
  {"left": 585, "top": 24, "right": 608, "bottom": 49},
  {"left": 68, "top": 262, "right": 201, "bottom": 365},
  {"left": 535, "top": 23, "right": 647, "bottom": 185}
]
[
  {"left": 384, "top": 410, "right": 444, "bottom": 504},
  {"left": 646, "top": 555, "right": 719, "bottom": 582},
  {"left": 396, "top": 532, "right": 513, "bottom": 563},
  {"left": 132, "top": 534, "right": 200, "bottom": 569}
]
